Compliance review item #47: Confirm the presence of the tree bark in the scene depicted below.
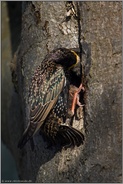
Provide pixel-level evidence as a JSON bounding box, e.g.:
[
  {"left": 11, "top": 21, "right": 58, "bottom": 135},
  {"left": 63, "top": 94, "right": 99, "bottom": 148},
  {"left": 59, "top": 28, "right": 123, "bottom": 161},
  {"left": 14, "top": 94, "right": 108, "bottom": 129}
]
[
  {"left": 78, "top": 2, "right": 122, "bottom": 183},
  {"left": 5, "top": 1, "right": 122, "bottom": 182}
]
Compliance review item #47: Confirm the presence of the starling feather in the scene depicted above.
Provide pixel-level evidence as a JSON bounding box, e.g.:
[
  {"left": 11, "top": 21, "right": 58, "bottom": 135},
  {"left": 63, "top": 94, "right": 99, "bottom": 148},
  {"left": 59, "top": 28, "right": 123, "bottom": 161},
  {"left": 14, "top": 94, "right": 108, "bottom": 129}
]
[{"left": 18, "top": 48, "right": 84, "bottom": 149}]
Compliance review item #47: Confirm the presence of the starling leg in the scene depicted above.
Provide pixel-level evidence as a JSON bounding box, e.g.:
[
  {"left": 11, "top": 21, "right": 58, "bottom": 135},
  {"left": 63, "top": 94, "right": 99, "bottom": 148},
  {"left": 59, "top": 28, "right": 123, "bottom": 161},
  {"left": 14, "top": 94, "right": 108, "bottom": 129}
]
[{"left": 70, "top": 84, "right": 85, "bottom": 115}]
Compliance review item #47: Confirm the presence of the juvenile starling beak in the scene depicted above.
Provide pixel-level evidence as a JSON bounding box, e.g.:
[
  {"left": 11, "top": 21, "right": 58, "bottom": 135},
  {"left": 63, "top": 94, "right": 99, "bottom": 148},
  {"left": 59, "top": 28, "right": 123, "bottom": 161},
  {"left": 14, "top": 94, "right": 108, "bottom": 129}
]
[{"left": 18, "top": 48, "right": 84, "bottom": 149}]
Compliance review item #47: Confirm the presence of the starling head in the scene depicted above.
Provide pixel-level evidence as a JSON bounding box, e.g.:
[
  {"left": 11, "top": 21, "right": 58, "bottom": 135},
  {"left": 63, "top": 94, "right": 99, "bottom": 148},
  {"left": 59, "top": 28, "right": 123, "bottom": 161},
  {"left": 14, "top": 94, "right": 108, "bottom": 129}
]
[{"left": 47, "top": 48, "right": 80, "bottom": 69}]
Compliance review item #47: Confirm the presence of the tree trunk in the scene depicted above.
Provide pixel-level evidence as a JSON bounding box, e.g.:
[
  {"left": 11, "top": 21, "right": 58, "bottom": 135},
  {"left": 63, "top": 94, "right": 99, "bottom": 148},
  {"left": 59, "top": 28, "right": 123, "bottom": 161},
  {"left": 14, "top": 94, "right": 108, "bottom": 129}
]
[{"left": 5, "top": 1, "right": 122, "bottom": 182}]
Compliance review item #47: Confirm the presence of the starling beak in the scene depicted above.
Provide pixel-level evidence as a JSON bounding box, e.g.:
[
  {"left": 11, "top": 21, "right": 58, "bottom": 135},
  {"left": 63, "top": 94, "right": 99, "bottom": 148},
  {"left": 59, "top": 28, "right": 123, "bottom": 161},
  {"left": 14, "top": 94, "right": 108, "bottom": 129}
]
[{"left": 18, "top": 48, "right": 84, "bottom": 149}]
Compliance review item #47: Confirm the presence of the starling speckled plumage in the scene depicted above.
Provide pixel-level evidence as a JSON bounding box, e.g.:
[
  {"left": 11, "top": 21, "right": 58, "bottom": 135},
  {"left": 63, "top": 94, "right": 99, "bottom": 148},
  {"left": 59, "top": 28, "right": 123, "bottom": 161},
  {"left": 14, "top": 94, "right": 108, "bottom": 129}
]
[{"left": 18, "top": 48, "right": 84, "bottom": 149}]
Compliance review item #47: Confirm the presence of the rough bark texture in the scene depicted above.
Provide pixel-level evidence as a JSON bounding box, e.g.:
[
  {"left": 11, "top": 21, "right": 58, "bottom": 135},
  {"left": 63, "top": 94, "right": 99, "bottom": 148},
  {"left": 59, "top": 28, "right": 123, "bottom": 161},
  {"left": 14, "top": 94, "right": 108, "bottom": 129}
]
[
  {"left": 78, "top": 2, "right": 122, "bottom": 183},
  {"left": 2, "top": 1, "right": 122, "bottom": 183}
]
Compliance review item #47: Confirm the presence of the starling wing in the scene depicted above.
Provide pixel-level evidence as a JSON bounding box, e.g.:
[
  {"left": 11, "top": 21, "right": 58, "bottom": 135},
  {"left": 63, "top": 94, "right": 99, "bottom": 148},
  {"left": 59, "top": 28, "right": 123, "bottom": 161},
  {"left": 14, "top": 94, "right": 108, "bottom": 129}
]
[{"left": 18, "top": 64, "right": 65, "bottom": 149}]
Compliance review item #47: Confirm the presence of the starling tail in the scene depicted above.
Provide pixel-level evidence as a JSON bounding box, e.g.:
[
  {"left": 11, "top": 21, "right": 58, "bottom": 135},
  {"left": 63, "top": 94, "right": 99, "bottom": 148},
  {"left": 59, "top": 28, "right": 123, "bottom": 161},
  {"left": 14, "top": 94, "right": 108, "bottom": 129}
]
[
  {"left": 18, "top": 130, "right": 30, "bottom": 149},
  {"left": 42, "top": 118, "right": 84, "bottom": 148},
  {"left": 18, "top": 122, "right": 37, "bottom": 149},
  {"left": 57, "top": 125, "right": 84, "bottom": 148}
]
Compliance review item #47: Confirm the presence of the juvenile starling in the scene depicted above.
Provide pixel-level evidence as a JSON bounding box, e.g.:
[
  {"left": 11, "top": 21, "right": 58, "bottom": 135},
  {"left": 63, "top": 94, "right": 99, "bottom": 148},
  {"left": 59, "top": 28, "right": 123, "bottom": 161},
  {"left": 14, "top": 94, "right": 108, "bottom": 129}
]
[{"left": 18, "top": 48, "right": 84, "bottom": 149}]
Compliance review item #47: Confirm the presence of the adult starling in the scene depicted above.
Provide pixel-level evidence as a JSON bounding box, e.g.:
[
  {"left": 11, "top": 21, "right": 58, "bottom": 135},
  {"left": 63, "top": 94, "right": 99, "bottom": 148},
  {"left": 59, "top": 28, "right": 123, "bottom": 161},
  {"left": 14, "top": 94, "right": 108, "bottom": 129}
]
[{"left": 18, "top": 48, "right": 84, "bottom": 149}]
